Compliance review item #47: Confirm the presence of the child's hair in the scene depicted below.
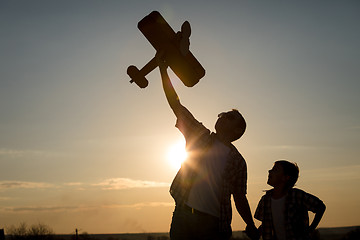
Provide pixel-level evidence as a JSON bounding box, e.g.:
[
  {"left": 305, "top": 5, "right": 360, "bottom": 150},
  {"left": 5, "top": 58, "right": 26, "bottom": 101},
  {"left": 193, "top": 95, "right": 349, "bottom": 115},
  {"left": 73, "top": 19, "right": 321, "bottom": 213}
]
[{"left": 275, "top": 160, "right": 299, "bottom": 188}]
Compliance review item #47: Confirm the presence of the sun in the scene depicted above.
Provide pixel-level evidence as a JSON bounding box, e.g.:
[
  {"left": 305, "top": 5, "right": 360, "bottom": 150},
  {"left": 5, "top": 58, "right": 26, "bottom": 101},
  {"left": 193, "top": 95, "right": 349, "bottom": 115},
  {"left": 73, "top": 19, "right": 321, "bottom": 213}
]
[{"left": 167, "top": 139, "right": 188, "bottom": 170}]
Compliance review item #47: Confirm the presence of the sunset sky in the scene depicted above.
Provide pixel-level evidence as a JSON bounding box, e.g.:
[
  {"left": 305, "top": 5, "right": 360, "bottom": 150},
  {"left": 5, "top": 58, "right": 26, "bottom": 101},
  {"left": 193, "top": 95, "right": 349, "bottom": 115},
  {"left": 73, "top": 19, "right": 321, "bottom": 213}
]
[{"left": 1, "top": 0, "right": 359, "bottom": 235}]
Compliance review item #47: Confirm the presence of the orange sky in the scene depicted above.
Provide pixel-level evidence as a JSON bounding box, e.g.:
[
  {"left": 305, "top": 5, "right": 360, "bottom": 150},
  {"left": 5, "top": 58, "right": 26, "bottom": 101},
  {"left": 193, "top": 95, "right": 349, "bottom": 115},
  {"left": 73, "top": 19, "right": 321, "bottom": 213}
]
[{"left": 0, "top": 0, "right": 359, "bottom": 234}]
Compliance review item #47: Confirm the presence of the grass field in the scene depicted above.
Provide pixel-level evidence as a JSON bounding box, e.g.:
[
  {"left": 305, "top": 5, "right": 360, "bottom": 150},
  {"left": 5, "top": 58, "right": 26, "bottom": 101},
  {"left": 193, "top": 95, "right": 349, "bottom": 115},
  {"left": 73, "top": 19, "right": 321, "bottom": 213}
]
[{"left": 50, "top": 226, "right": 359, "bottom": 240}]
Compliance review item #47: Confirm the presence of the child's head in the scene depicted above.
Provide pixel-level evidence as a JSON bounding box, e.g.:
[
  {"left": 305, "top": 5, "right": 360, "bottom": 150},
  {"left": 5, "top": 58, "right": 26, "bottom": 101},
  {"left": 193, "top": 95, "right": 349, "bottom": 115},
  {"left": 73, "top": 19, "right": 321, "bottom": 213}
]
[
  {"left": 268, "top": 160, "right": 299, "bottom": 189},
  {"left": 215, "top": 109, "right": 246, "bottom": 142}
]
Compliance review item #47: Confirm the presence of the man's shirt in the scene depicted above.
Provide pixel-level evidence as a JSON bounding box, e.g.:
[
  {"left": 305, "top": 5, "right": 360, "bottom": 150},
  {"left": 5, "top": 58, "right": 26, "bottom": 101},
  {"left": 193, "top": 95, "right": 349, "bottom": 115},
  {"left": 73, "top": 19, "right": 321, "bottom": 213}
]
[{"left": 186, "top": 138, "right": 230, "bottom": 218}]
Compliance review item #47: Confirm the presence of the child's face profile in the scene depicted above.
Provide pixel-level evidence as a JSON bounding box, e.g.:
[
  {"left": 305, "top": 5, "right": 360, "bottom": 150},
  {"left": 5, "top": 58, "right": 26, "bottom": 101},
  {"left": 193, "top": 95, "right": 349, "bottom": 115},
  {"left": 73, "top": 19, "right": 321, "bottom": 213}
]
[{"left": 267, "top": 163, "right": 287, "bottom": 187}]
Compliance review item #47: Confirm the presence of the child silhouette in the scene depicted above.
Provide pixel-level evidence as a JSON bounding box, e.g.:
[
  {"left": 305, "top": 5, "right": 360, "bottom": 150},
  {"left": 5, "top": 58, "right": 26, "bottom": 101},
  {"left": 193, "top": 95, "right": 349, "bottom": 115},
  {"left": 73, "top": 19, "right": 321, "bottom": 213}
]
[{"left": 255, "top": 160, "right": 326, "bottom": 240}]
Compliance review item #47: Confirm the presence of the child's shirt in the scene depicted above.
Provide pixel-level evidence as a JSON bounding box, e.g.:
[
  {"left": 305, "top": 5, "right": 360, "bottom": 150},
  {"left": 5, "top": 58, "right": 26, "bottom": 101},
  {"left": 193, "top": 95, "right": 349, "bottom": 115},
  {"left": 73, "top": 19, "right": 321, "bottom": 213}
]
[
  {"left": 255, "top": 188, "right": 325, "bottom": 240},
  {"left": 271, "top": 196, "right": 286, "bottom": 240}
]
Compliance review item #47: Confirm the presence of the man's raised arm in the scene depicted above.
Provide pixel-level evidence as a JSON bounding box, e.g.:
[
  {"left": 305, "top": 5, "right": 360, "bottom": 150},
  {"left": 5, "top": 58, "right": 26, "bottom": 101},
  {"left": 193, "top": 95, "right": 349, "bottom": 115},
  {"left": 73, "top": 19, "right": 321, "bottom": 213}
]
[{"left": 157, "top": 52, "right": 183, "bottom": 117}]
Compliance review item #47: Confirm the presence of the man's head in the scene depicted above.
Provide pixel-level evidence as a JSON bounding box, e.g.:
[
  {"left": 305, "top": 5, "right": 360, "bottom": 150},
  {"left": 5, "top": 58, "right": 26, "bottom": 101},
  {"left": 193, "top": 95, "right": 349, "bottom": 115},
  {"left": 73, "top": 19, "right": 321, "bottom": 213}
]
[
  {"left": 215, "top": 109, "right": 246, "bottom": 143},
  {"left": 268, "top": 160, "right": 299, "bottom": 189}
]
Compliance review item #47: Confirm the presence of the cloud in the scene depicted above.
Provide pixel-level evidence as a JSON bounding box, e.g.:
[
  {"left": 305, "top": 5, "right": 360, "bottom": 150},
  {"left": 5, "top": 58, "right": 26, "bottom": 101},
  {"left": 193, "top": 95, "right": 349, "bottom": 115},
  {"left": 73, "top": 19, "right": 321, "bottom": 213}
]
[
  {"left": 263, "top": 145, "right": 311, "bottom": 150},
  {"left": 94, "top": 178, "right": 170, "bottom": 190},
  {"left": 115, "top": 202, "right": 173, "bottom": 209},
  {"left": 0, "top": 197, "right": 11, "bottom": 201},
  {"left": 0, "top": 148, "right": 56, "bottom": 159},
  {"left": 2, "top": 202, "right": 173, "bottom": 213},
  {"left": 0, "top": 148, "right": 25, "bottom": 158},
  {"left": 0, "top": 178, "right": 169, "bottom": 191},
  {"left": 0, "top": 181, "right": 53, "bottom": 190},
  {"left": 301, "top": 164, "right": 360, "bottom": 182},
  {"left": 4, "top": 206, "right": 78, "bottom": 213},
  {"left": 63, "top": 182, "right": 85, "bottom": 187}
]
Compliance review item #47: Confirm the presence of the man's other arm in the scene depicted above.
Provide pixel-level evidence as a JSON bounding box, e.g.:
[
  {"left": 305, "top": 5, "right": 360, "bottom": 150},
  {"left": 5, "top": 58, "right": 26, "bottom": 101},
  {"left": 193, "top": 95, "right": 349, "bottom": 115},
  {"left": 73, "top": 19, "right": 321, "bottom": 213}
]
[{"left": 234, "top": 192, "right": 259, "bottom": 240}]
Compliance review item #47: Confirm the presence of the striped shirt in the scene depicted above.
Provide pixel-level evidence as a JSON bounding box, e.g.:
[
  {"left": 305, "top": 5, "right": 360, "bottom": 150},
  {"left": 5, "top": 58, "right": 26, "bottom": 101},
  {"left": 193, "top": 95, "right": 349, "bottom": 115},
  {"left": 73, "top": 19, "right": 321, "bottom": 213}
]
[
  {"left": 169, "top": 106, "right": 247, "bottom": 235},
  {"left": 254, "top": 188, "right": 325, "bottom": 240}
]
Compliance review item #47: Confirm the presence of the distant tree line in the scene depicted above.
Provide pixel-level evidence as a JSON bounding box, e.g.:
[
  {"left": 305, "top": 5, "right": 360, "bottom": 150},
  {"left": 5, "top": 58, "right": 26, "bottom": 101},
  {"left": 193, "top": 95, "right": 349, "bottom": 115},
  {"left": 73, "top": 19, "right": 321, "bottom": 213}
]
[
  {"left": 4, "top": 223, "right": 359, "bottom": 240},
  {"left": 6, "top": 223, "right": 54, "bottom": 240}
]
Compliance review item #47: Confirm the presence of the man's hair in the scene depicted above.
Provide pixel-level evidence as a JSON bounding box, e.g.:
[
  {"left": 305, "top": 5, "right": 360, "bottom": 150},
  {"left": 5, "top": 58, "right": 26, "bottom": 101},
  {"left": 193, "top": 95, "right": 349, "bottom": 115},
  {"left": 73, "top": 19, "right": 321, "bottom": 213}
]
[
  {"left": 232, "top": 109, "right": 246, "bottom": 141},
  {"left": 275, "top": 160, "right": 299, "bottom": 188}
]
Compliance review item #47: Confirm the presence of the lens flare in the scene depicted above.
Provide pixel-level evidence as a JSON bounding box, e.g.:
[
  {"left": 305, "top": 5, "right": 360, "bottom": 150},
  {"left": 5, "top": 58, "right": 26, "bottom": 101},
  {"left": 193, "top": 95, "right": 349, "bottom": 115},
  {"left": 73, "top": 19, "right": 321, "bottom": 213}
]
[{"left": 167, "top": 140, "right": 187, "bottom": 170}]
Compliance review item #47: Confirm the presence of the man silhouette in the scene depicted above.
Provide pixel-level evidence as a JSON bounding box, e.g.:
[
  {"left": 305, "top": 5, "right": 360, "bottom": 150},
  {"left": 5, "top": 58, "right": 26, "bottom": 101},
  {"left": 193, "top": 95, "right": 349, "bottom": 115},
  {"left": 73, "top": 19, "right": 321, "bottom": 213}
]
[{"left": 157, "top": 52, "right": 259, "bottom": 240}]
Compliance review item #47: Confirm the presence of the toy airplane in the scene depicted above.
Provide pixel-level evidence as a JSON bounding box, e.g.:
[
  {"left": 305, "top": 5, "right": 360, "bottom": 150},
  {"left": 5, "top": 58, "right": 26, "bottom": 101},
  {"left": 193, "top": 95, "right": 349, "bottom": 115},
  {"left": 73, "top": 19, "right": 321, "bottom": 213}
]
[{"left": 127, "top": 11, "right": 205, "bottom": 88}]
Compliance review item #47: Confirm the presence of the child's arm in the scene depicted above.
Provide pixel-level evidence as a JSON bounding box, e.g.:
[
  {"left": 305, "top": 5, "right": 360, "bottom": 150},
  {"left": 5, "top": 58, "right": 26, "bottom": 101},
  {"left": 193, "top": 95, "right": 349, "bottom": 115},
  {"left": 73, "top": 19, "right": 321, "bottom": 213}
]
[
  {"left": 302, "top": 190, "right": 326, "bottom": 233},
  {"left": 309, "top": 203, "right": 326, "bottom": 232}
]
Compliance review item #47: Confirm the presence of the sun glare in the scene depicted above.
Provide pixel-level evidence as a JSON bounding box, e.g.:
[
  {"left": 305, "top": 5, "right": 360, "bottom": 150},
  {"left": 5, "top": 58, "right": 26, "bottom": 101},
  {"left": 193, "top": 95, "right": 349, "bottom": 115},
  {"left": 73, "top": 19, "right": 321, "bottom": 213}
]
[{"left": 167, "top": 140, "right": 188, "bottom": 170}]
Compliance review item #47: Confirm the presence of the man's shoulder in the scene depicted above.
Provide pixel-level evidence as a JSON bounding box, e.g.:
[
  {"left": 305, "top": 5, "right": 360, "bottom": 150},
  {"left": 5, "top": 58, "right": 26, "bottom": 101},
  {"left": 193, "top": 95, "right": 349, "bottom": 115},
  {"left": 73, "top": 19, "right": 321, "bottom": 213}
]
[
  {"left": 229, "top": 144, "right": 244, "bottom": 158},
  {"left": 228, "top": 146, "right": 246, "bottom": 166}
]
